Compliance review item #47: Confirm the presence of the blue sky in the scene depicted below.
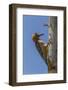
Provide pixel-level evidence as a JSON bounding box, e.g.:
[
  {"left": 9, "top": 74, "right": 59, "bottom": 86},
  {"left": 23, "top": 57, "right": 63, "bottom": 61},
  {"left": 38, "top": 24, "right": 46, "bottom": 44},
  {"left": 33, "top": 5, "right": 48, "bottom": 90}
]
[{"left": 23, "top": 15, "right": 48, "bottom": 75}]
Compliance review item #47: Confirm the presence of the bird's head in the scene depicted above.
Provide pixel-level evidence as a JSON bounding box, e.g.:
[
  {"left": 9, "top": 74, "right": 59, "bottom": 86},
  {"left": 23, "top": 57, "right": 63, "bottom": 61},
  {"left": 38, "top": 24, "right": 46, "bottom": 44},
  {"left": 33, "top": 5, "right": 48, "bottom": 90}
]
[{"left": 32, "top": 33, "right": 44, "bottom": 42}]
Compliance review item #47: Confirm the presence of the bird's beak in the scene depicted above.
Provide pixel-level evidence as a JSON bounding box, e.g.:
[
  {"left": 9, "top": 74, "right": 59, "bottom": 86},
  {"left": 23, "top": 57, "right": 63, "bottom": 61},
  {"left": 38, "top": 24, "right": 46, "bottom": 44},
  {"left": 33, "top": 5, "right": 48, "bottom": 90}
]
[{"left": 38, "top": 33, "right": 44, "bottom": 37}]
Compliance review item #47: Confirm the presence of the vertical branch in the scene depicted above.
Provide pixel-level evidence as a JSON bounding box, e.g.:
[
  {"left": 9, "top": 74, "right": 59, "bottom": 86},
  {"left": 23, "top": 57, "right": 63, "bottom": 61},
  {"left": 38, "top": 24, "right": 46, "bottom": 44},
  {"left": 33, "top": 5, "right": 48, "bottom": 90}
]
[{"left": 48, "top": 16, "right": 57, "bottom": 73}]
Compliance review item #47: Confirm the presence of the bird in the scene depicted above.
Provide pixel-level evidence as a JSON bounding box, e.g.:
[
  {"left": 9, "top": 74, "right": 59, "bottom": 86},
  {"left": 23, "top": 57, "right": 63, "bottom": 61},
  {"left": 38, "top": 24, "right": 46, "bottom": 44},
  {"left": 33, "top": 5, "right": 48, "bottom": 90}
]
[{"left": 32, "top": 33, "right": 48, "bottom": 65}]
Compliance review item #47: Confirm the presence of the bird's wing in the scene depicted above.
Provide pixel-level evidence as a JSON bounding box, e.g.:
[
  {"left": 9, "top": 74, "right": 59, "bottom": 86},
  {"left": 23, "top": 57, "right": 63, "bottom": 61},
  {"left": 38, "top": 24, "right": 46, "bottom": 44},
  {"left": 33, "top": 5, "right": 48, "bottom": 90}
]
[{"left": 35, "top": 40, "right": 48, "bottom": 65}]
